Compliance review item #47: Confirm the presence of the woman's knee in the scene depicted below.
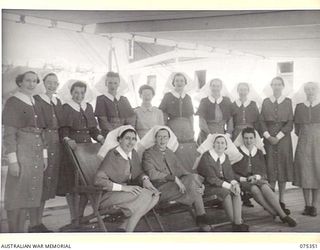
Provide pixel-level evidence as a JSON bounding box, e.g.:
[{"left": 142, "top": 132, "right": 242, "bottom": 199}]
[{"left": 250, "top": 185, "right": 261, "bottom": 195}]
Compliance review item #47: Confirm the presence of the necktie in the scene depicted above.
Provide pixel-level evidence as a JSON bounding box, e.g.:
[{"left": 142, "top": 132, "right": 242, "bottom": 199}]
[
  {"left": 179, "top": 97, "right": 183, "bottom": 117},
  {"left": 128, "top": 157, "right": 133, "bottom": 181},
  {"left": 79, "top": 104, "right": 88, "bottom": 127},
  {"left": 162, "top": 151, "right": 174, "bottom": 175},
  {"left": 214, "top": 100, "right": 223, "bottom": 122},
  {"left": 217, "top": 158, "right": 223, "bottom": 178},
  {"left": 30, "top": 96, "right": 39, "bottom": 128},
  {"left": 248, "top": 153, "right": 252, "bottom": 175},
  {"left": 114, "top": 97, "right": 120, "bottom": 117},
  {"left": 50, "top": 100, "right": 59, "bottom": 128}
]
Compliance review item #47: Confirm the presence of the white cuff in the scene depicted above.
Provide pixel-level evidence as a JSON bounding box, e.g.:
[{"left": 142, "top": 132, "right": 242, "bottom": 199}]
[
  {"left": 112, "top": 183, "right": 122, "bottom": 191},
  {"left": 226, "top": 133, "right": 232, "bottom": 138},
  {"left": 97, "top": 135, "right": 104, "bottom": 142},
  {"left": 255, "top": 175, "right": 261, "bottom": 180},
  {"left": 240, "top": 177, "right": 247, "bottom": 182},
  {"left": 142, "top": 175, "right": 150, "bottom": 181},
  {"left": 43, "top": 149, "right": 48, "bottom": 158},
  {"left": 263, "top": 131, "right": 271, "bottom": 139},
  {"left": 276, "top": 131, "right": 285, "bottom": 140},
  {"left": 231, "top": 180, "right": 238, "bottom": 185},
  {"left": 222, "top": 181, "right": 232, "bottom": 190},
  {"left": 8, "top": 152, "right": 18, "bottom": 164},
  {"left": 63, "top": 137, "right": 71, "bottom": 141}
]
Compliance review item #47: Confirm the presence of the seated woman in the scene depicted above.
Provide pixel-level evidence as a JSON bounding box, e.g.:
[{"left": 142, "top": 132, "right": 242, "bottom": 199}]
[
  {"left": 95, "top": 125, "right": 159, "bottom": 232},
  {"left": 197, "top": 134, "right": 249, "bottom": 232},
  {"left": 139, "top": 126, "right": 215, "bottom": 231},
  {"left": 232, "top": 127, "right": 297, "bottom": 227}
]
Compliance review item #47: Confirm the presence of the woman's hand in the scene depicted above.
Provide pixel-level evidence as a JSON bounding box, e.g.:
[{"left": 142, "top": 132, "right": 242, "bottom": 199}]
[
  {"left": 196, "top": 184, "right": 205, "bottom": 195},
  {"left": 175, "top": 177, "right": 186, "bottom": 194},
  {"left": 67, "top": 139, "right": 77, "bottom": 150},
  {"left": 143, "top": 179, "right": 159, "bottom": 193},
  {"left": 248, "top": 175, "right": 258, "bottom": 184},
  {"left": 43, "top": 158, "right": 48, "bottom": 171},
  {"left": 230, "top": 183, "right": 241, "bottom": 195},
  {"left": 268, "top": 136, "right": 278, "bottom": 145},
  {"left": 8, "top": 162, "right": 20, "bottom": 177},
  {"left": 121, "top": 185, "right": 143, "bottom": 196}
]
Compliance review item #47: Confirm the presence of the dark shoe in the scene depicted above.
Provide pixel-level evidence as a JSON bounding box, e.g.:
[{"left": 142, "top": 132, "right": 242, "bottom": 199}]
[
  {"left": 309, "top": 206, "right": 317, "bottom": 217},
  {"left": 243, "top": 199, "right": 254, "bottom": 208},
  {"left": 280, "top": 216, "right": 297, "bottom": 227},
  {"left": 113, "top": 228, "right": 126, "bottom": 232},
  {"left": 28, "top": 223, "right": 53, "bottom": 233},
  {"left": 196, "top": 214, "right": 216, "bottom": 226},
  {"left": 242, "top": 193, "right": 254, "bottom": 207},
  {"left": 232, "top": 223, "right": 249, "bottom": 232},
  {"left": 280, "top": 202, "right": 291, "bottom": 215},
  {"left": 302, "top": 206, "right": 312, "bottom": 216}
]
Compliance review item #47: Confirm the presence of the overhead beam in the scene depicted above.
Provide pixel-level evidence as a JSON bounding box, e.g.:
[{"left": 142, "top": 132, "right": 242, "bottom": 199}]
[{"left": 95, "top": 10, "right": 320, "bottom": 34}]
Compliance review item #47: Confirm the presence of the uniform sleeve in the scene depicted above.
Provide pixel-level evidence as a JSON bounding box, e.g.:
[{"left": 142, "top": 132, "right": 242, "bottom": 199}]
[
  {"left": 142, "top": 150, "right": 174, "bottom": 181},
  {"left": 252, "top": 102, "right": 261, "bottom": 135},
  {"left": 231, "top": 161, "right": 245, "bottom": 182},
  {"left": 294, "top": 106, "right": 301, "bottom": 136},
  {"left": 259, "top": 100, "right": 269, "bottom": 136},
  {"left": 60, "top": 104, "right": 72, "bottom": 139},
  {"left": 158, "top": 109, "right": 165, "bottom": 125},
  {"left": 195, "top": 98, "right": 206, "bottom": 118},
  {"left": 197, "top": 153, "right": 224, "bottom": 187},
  {"left": 159, "top": 94, "right": 169, "bottom": 123},
  {"left": 280, "top": 99, "right": 294, "bottom": 135},
  {"left": 94, "top": 156, "right": 122, "bottom": 191},
  {"left": 94, "top": 96, "right": 107, "bottom": 116}
]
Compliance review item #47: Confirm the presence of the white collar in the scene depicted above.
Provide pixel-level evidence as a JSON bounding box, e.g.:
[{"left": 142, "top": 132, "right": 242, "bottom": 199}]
[
  {"left": 269, "top": 95, "right": 285, "bottom": 104},
  {"left": 105, "top": 92, "right": 121, "bottom": 102},
  {"left": 171, "top": 90, "right": 186, "bottom": 99},
  {"left": 14, "top": 91, "right": 35, "bottom": 106},
  {"left": 140, "top": 105, "right": 154, "bottom": 112},
  {"left": 37, "top": 93, "right": 58, "bottom": 105},
  {"left": 304, "top": 99, "right": 320, "bottom": 107},
  {"left": 65, "top": 99, "right": 87, "bottom": 112},
  {"left": 240, "top": 145, "right": 258, "bottom": 157},
  {"left": 208, "top": 149, "right": 226, "bottom": 164},
  {"left": 208, "top": 96, "right": 223, "bottom": 104},
  {"left": 236, "top": 99, "right": 250, "bottom": 108},
  {"left": 116, "top": 145, "right": 132, "bottom": 160}
]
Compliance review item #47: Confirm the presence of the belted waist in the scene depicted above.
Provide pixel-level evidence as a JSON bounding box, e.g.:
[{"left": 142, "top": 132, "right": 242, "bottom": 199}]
[
  {"left": 43, "top": 128, "right": 59, "bottom": 132},
  {"left": 70, "top": 129, "right": 90, "bottom": 135},
  {"left": 19, "top": 127, "right": 43, "bottom": 134}
]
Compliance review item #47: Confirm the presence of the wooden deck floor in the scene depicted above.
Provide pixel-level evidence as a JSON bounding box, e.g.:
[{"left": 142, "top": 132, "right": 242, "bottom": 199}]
[{"left": 1, "top": 187, "right": 319, "bottom": 233}]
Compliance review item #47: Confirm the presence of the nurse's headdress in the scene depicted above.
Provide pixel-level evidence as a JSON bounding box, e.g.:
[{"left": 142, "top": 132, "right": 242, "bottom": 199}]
[
  {"left": 196, "top": 133, "right": 243, "bottom": 166},
  {"left": 136, "top": 125, "right": 179, "bottom": 157},
  {"left": 196, "top": 78, "right": 231, "bottom": 100},
  {"left": 97, "top": 125, "right": 139, "bottom": 160},
  {"left": 94, "top": 71, "right": 130, "bottom": 96},
  {"left": 229, "top": 82, "right": 263, "bottom": 108},
  {"left": 292, "top": 81, "right": 320, "bottom": 106},
  {"left": 233, "top": 127, "right": 266, "bottom": 154}
]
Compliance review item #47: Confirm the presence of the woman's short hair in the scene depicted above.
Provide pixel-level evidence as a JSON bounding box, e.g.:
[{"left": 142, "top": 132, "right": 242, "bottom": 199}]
[
  {"left": 155, "top": 128, "right": 171, "bottom": 138},
  {"left": 172, "top": 73, "right": 187, "bottom": 86},
  {"left": 139, "top": 84, "right": 155, "bottom": 96},
  {"left": 241, "top": 127, "right": 256, "bottom": 137},
  {"left": 15, "top": 71, "right": 40, "bottom": 86},
  {"left": 106, "top": 71, "right": 120, "bottom": 80},
  {"left": 43, "top": 73, "right": 58, "bottom": 83},
  {"left": 209, "top": 78, "right": 223, "bottom": 87},
  {"left": 70, "top": 81, "right": 87, "bottom": 94},
  {"left": 271, "top": 76, "right": 285, "bottom": 86},
  {"left": 237, "top": 82, "right": 250, "bottom": 91},
  {"left": 117, "top": 129, "right": 137, "bottom": 141}
]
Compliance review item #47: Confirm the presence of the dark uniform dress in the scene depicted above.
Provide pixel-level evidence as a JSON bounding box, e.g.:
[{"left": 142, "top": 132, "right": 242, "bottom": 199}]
[
  {"left": 94, "top": 94, "right": 135, "bottom": 137},
  {"left": 57, "top": 101, "right": 101, "bottom": 195},
  {"left": 260, "top": 97, "right": 294, "bottom": 182},
  {"left": 159, "top": 92, "right": 197, "bottom": 172},
  {"left": 293, "top": 102, "right": 320, "bottom": 188},
  {"left": 142, "top": 145, "right": 203, "bottom": 205},
  {"left": 34, "top": 95, "right": 63, "bottom": 200},
  {"left": 94, "top": 148, "right": 154, "bottom": 216},
  {"left": 231, "top": 100, "right": 260, "bottom": 140},
  {"left": 2, "top": 93, "right": 46, "bottom": 210},
  {"left": 196, "top": 96, "right": 233, "bottom": 143},
  {"left": 197, "top": 151, "right": 235, "bottom": 201},
  {"left": 232, "top": 146, "right": 269, "bottom": 192}
]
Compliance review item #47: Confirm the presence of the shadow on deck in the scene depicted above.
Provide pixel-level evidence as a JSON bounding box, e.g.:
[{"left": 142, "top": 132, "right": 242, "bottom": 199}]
[{"left": 1, "top": 187, "right": 319, "bottom": 233}]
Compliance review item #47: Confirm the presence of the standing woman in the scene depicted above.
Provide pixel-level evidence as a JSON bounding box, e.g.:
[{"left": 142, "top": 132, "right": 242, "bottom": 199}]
[
  {"left": 293, "top": 82, "right": 320, "bottom": 217},
  {"left": 33, "top": 73, "right": 63, "bottom": 231},
  {"left": 94, "top": 71, "right": 135, "bottom": 137},
  {"left": 231, "top": 82, "right": 260, "bottom": 140},
  {"left": 134, "top": 85, "right": 164, "bottom": 138},
  {"left": 2, "top": 71, "right": 48, "bottom": 232},
  {"left": 260, "top": 77, "right": 293, "bottom": 215},
  {"left": 159, "top": 72, "right": 197, "bottom": 172},
  {"left": 57, "top": 81, "right": 104, "bottom": 224},
  {"left": 196, "top": 78, "right": 233, "bottom": 144}
]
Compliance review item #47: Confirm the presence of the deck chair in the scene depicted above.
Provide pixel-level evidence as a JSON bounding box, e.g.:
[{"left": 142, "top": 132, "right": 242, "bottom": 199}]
[{"left": 64, "top": 142, "right": 154, "bottom": 232}]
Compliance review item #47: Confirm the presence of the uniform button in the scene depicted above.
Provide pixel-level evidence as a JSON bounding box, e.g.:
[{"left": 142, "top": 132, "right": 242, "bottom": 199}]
[
  {"left": 37, "top": 144, "right": 41, "bottom": 146},
  {"left": 34, "top": 115, "right": 38, "bottom": 118},
  {"left": 36, "top": 135, "right": 40, "bottom": 138},
  {"left": 33, "top": 176, "right": 36, "bottom": 179},
  {"left": 48, "top": 177, "right": 52, "bottom": 180},
  {"left": 86, "top": 131, "right": 90, "bottom": 134},
  {"left": 35, "top": 166, "right": 38, "bottom": 168},
  {"left": 77, "top": 131, "right": 80, "bottom": 133},
  {"left": 32, "top": 187, "right": 35, "bottom": 190},
  {"left": 53, "top": 114, "right": 56, "bottom": 117},
  {"left": 48, "top": 129, "right": 52, "bottom": 132},
  {"left": 51, "top": 152, "right": 54, "bottom": 156}
]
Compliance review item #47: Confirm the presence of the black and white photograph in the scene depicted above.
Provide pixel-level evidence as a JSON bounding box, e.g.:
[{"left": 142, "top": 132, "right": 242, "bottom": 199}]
[{"left": 1, "top": 8, "right": 320, "bottom": 236}]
